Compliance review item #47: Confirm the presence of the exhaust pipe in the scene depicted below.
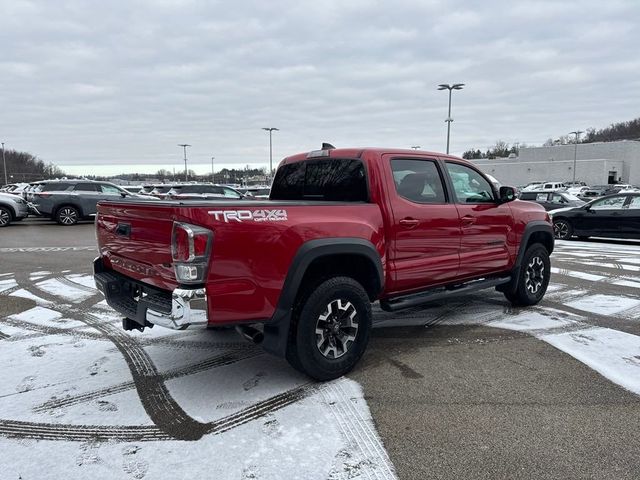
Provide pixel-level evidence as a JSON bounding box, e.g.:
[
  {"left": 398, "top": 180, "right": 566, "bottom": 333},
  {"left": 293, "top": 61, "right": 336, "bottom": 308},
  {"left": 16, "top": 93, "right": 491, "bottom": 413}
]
[{"left": 235, "top": 325, "right": 264, "bottom": 344}]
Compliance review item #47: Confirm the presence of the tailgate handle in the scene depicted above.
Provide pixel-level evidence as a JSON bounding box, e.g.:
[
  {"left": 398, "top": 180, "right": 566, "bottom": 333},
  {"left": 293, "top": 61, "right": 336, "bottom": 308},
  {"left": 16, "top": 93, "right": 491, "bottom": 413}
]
[{"left": 115, "top": 223, "right": 131, "bottom": 237}]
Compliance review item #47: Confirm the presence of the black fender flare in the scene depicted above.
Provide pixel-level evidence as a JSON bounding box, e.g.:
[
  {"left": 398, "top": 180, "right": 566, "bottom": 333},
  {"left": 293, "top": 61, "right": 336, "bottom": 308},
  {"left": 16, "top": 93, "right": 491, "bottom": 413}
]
[
  {"left": 261, "top": 238, "right": 384, "bottom": 357},
  {"left": 500, "top": 220, "right": 554, "bottom": 294}
]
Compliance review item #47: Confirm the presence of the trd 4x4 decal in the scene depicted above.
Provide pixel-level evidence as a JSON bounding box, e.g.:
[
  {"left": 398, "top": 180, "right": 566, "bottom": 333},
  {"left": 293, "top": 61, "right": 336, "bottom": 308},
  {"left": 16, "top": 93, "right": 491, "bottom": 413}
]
[{"left": 207, "top": 209, "right": 288, "bottom": 223}]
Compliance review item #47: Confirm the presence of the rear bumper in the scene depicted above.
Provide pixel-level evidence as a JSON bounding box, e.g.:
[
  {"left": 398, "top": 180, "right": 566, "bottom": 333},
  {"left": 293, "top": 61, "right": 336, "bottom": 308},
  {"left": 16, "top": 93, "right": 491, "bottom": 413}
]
[{"left": 93, "top": 257, "right": 208, "bottom": 330}]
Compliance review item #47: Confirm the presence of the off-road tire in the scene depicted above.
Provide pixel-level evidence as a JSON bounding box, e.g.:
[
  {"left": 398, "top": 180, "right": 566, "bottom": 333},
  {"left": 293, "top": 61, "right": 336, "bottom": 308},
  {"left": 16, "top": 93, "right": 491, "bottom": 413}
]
[
  {"left": 286, "top": 276, "right": 372, "bottom": 381},
  {"left": 56, "top": 205, "right": 80, "bottom": 225},
  {"left": 504, "top": 243, "right": 551, "bottom": 306},
  {"left": 553, "top": 218, "right": 573, "bottom": 240},
  {"left": 0, "top": 206, "right": 12, "bottom": 227}
]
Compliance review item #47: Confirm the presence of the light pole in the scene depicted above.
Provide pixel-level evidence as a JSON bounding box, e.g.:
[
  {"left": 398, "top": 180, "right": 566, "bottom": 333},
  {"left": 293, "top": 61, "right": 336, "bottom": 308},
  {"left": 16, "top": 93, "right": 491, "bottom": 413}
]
[
  {"left": 569, "top": 130, "right": 583, "bottom": 183},
  {"left": 211, "top": 156, "right": 215, "bottom": 183},
  {"left": 411, "top": 145, "right": 421, "bottom": 150},
  {"left": 178, "top": 144, "right": 191, "bottom": 181},
  {"left": 1, "top": 142, "right": 6, "bottom": 185},
  {"left": 262, "top": 127, "right": 279, "bottom": 176},
  {"left": 437, "top": 83, "right": 465, "bottom": 154}
]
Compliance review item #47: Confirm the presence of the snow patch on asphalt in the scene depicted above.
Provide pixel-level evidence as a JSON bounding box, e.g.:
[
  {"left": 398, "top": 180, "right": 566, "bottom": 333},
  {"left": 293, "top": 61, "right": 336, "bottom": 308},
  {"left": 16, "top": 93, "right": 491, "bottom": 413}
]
[{"left": 565, "top": 294, "right": 640, "bottom": 315}]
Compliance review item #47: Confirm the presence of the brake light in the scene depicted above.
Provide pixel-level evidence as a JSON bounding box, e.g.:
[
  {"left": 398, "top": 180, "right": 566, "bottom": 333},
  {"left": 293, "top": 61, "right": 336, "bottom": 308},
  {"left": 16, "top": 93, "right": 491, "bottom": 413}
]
[
  {"left": 171, "top": 222, "right": 213, "bottom": 284},
  {"left": 36, "top": 192, "right": 51, "bottom": 198}
]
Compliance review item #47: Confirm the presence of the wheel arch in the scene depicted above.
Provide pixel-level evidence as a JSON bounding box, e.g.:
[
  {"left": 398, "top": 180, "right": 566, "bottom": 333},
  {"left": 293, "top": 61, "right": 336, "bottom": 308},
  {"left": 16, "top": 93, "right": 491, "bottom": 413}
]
[
  {"left": 0, "top": 203, "right": 16, "bottom": 225},
  {"left": 262, "top": 238, "right": 383, "bottom": 357},
  {"left": 500, "top": 221, "right": 554, "bottom": 296}
]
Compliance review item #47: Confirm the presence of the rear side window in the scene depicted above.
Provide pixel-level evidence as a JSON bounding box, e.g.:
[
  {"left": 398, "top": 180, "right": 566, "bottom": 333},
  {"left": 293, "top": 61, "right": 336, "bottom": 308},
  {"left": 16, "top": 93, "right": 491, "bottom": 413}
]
[
  {"left": 270, "top": 159, "right": 368, "bottom": 201},
  {"left": 40, "top": 183, "right": 72, "bottom": 192},
  {"left": 74, "top": 183, "right": 99, "bottom": 192},
  {"left": 536, "top": 193, "right": 549, "bottom": 202},
  {"left": 391, "top": 159, "right": 446, "bottom": 204}
]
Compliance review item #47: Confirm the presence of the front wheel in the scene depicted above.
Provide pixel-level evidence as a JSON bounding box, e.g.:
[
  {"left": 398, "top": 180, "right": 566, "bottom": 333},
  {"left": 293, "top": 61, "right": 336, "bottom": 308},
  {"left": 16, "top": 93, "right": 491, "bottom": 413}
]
[
  {"left": 0, "top": 206, "right": 12, "bottom": 227},
  {"left": 287, "top": 276, "right": 372, "bottom": 381},
  {"left": 553, "top": 219, "right": 573, "bottom": 240},
  {"left": 504, "top": 243, "right": 551, "bottom": 306}
]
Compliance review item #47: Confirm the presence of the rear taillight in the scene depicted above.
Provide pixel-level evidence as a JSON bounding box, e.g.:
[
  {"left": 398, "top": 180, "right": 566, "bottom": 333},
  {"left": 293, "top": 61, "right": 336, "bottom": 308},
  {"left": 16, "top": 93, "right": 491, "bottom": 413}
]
[
  {"left": 171, "top": 222, "right": 213, "bottom": 284},
  {"left": 36, "top": 192, "right": 51, "bottom": 198}
]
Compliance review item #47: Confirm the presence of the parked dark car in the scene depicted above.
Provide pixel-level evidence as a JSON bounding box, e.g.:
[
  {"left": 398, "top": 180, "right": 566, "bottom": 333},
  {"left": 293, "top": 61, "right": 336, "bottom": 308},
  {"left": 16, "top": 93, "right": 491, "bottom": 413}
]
[
  {"left": 549, "top": 193, "right": 640, "bottom": 240},
  {"left": 32, "top": 180, "right": 132, "bottom": 225},
  {"left": 519, "top": 190, "right": 585, "bottom": 211}
]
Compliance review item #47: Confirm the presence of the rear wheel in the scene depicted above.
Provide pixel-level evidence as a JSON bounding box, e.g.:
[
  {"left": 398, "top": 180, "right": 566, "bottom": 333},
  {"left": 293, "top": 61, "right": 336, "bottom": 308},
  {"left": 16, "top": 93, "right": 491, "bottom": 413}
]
[
  {"left": 0, "top": 206, "right": 12, "bottom": 227},
  {"left": 504, "top": 243, "right": 551, "bottom": 306},
  {"left": 56, "top": 206, "right": 79, "bottom": 225},
  {"left": 553, "top": 219, "right": 573, "bottom": 240},
  {"left": 286, "top": 276, "right": 371, "bottom": 381}
]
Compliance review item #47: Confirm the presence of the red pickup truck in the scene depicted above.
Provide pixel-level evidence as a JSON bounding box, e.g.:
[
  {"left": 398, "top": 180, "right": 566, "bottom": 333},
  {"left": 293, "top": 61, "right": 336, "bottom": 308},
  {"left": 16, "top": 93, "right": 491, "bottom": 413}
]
[{"left": 94, "top": 146, "right": 554, "bottom": 380}]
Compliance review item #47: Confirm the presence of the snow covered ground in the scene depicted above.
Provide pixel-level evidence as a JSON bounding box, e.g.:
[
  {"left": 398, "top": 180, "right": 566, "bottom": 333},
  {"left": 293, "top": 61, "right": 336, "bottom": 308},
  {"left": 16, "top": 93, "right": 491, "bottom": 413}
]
[{"left": 1, "top": 239, "right": 639, "bottom": 479}]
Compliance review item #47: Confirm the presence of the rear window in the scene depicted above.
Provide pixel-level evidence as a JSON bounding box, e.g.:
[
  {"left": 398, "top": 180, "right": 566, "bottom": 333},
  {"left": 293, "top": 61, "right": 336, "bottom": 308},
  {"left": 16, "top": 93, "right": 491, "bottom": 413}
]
[
  {"left": 270, "top": 159, "right": 368, "bottom": 201},
  {"left": 39, "top": 183, "right": 73, "bottom": 192}
]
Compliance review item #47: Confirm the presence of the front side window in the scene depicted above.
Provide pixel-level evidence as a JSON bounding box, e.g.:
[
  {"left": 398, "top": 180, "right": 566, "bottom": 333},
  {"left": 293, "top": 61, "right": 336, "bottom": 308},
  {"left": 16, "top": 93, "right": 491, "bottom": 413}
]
[
  {"left": 590, "top": 196, "right": 625, "bottom": 210},
  {"left": 223, "top": 187, "right": 241, "bottom": 198},
  {"left": 551, "top": 194, "right": 568, "bottom": 203},
  {"left": 391, "top": 159, "right": 446, "bottom": 204},
  {"left": 100, "top": 184, "right": 122, "bottom": 194},
  {"left": 270, "top": 158, "right": 367, "bottom": 201},
  {"left": 446, "top": 163, "right": 495, "bottom": 203},
  {"left": 626, "top": 196, "right": 640, "bottom": 209}
]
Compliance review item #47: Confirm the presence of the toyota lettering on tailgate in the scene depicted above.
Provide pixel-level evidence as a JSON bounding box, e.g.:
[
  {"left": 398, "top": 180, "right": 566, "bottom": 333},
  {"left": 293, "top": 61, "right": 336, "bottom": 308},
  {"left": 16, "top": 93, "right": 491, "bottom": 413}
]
[{"left": 208, "top": 209, "right": 288, "bottom": 223}]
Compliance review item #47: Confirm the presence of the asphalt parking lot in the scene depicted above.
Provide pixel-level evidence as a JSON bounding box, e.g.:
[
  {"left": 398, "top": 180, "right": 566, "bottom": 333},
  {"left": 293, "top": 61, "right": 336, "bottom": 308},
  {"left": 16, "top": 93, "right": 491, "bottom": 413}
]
[{"left": 1, "top": 218, "right": 639, "bottom": 479}]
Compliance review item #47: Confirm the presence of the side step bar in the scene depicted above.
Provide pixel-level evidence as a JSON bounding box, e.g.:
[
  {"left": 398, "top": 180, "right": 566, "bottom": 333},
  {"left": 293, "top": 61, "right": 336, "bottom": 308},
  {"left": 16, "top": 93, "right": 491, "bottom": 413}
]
[{"left": 380, "top": 276, "right": 511, "bottom": 312}]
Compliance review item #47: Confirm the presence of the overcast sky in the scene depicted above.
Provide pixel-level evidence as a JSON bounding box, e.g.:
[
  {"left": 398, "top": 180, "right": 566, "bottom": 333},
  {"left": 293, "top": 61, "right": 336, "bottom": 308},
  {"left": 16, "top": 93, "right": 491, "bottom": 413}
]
[{"left": 1, "top": 0, "right": 639, "bottom": 176}]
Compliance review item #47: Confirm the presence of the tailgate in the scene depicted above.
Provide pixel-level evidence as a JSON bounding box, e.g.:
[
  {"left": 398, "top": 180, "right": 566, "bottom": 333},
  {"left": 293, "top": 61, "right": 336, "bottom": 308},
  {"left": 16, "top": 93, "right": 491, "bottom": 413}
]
[{"left": 96, "top": 201, "right": 185, "bottom": 290}]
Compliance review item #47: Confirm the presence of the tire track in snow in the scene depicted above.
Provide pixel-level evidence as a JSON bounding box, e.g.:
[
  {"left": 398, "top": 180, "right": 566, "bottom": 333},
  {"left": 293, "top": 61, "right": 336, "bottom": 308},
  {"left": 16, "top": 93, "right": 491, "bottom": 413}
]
[
  {"left": 323, "top": 379, "right": 397, "bottom": 480},
  {"left": 1, "top": 383, "right": 319, "bottom": 442},
  {"left": 34, "top": 348, "right": 263, "bottom": 413},
  {"left": 20, "top": 279, "right": 210, "bottom": 441}
]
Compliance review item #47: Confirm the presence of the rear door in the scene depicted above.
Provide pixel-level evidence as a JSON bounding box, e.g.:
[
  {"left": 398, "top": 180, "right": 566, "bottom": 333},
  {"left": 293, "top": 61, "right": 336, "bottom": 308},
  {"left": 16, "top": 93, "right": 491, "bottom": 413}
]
[
  {"left": 385, "top": 156, "right": 461, "bottom": 292},
  {"left": 443, "top": 161, "right": 514, "bottom": 279}
]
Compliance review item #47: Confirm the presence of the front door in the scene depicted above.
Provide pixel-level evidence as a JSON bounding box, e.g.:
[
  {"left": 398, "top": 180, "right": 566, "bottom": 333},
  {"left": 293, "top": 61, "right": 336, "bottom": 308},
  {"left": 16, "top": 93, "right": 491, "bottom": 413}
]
[
  {"left": 578, "top": 195, "right": 627, "bottom": 236},
  {"left": 385, "top": 156, "right": 461, "bottom": 293},
  {"left": 443, "top": 161, "right": 514, "bottom": 279}
]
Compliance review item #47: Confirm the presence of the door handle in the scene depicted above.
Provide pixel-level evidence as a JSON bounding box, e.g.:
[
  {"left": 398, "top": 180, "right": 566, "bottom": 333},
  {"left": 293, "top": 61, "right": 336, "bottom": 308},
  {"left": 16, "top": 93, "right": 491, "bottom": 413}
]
[
  {"left": 461, "top": 215, "right": 476, "bottom": 226},
  {"left": 399, "top": 218, "right": 419, "bottom": 228}
]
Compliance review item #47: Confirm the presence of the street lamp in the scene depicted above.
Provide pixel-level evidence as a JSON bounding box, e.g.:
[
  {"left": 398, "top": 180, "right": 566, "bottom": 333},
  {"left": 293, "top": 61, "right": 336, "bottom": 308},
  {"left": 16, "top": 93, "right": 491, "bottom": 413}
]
[
  {"left": 178, "top": 144, "right": 191, "bottom": 181},
  {"left": 211, "top": 156, "right": 215, "bottom": 183},
  {"left": 262, "top": 127, "right": 279, "bottom": 176},
  {"left": 569, "top": 130, "right": 583, "bottom": 183},
  {"left": 437, "top": 83, "right": 465, "bottom": 154},
  {"left": 1, "top": 142, "right": 6, "bottom": 185}
]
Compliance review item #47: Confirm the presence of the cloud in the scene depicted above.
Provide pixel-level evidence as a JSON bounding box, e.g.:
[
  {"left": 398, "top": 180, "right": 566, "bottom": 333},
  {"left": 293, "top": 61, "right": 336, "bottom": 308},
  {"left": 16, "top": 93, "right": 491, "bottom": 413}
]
[{"left": 0, "top": 0, "right": 638, "bottom": 173}]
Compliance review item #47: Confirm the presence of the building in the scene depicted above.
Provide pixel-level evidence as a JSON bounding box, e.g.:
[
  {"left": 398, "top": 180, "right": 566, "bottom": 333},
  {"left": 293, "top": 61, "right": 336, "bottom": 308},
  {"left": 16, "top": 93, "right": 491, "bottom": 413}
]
[{"left": 471, "top": 140, "right": 640, "bottom": 187}]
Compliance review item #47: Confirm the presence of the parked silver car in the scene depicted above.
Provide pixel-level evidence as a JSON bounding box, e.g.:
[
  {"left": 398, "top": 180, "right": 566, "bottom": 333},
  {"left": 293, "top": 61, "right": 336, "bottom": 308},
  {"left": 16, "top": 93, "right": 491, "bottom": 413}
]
[
  {"left": 0, "top": 192, "right": 29, "bottom": 227},
  {"left": 32, "top": 180, "right": 132, "bottom": 225}
]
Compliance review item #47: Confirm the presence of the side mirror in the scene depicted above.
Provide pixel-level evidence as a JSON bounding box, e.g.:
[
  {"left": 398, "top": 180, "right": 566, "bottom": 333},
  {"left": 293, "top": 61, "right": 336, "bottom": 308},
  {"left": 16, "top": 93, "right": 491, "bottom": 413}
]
[{"left": 499, "top": 186, "right": 516, "bottom": 203}]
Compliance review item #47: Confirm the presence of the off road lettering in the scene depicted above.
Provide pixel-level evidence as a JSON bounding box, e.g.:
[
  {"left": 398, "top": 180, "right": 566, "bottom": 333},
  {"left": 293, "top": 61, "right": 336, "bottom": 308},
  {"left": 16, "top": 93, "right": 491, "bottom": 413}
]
[{"left": 208, "top": 209, "right": 288, "bottom": 223}]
